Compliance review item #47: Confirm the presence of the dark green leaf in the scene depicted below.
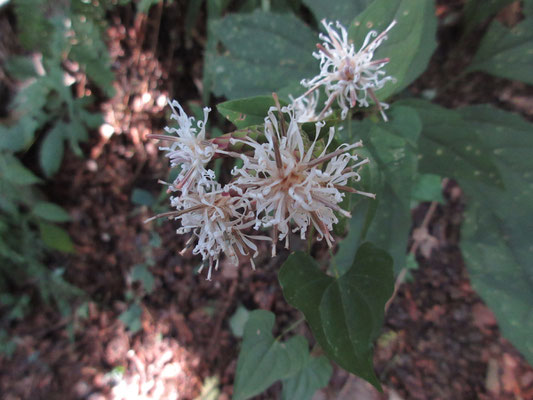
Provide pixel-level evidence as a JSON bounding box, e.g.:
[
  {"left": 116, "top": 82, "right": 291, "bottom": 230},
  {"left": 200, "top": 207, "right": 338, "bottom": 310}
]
[
  {"left": 467, "top": 18, "right": 533, "bottom": 84},
  {"left": 0, "top": 154, "right": 41, "bottom": 185},
  {"left": 281, "top": 355, "right": 332, "bottom": 400},
  {"left": 0, "top": 117, "right": 38, "bottom": 152},
  {"left": 40, "top": 122, "right": 65, "bottom": 177},
  {"left": 399, "top": 99, "right": 503, "bottom": 187},
  {"left": 279, "top": 243, "right": 394, "bottom": 389},
  {"left": 233, "top": 310, "right": 309, "bottom": 400},
  {"left": 348, "top": 0, "right": 437, "bottom": 100},
  {"left": 202, "top": 0, "right": 233, "bottom": 104},
  {"left": 217, "top": 96, "right": 287, "bottom": 129},
  {"left": 38, "top": 222, "right": 75, "bottom": 253},
  {"left": 32, "top": 202, "right": 71, "bottom": 222},
  {"left": 456, "top": 105, "right": 533, "bottom": 365},
  {"left": 119, "top": 303, "right": 143, "bottom": 333},
  {"left": 211, "top": 11, "right": 316, "bottom": 99},
  {"left": 131, "top": 188, "right": 156, "bottom": 207},
  {"left": 336, "top": 105, "right": 421, "bottom": 273},
  {"left": 302, "top": 0, "right": 372, "bottom": 27}
]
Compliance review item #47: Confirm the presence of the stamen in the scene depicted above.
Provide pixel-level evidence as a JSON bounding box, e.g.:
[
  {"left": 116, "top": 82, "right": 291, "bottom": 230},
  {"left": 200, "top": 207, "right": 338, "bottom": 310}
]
[
  {"left": 367, "top": 88, "right": 388, "bottom": 121},
  {"left": 318, "top": 92, "right": 338, "bottom": 120},
  {"left": 316, "top": 43, "right": 333, "bottom": 59},
  {"left": 272, "top": 93, "right": 287, "bottom": 138},
  {"left": 147, "top": 134, "right": 181, "bottom": 142},
  {"left": 304, "top": 141, "right": 363, "bottom": 168}
]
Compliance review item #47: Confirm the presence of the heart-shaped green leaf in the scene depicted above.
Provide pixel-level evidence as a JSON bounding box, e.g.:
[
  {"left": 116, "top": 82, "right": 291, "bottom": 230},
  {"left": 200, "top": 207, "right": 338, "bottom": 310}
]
[
  {"left": 233, "top": 310, "right": 309, "bottom": 400},
  {"left": 279, "top": 243, "right": 394, "bottom": 390},
  {"left": 281, "top": 354, "right": 332, "bottom": 400}
]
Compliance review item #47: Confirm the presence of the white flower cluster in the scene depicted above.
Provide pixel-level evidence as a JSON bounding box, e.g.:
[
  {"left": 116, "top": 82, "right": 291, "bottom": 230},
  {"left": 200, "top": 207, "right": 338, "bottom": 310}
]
[
  {"left": 147, "top": 16, "right": 397, "bottom": 278},
  {"left": 149, "top": 99, "right": 373, "bottom": 279},
  {"left": 299, "top": 19, "right": 396, "bottom": 121}
]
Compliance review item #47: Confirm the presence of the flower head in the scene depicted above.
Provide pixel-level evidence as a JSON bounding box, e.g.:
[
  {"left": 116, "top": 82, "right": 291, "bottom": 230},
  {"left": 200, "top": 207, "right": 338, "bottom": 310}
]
[
  {"left": 150, "top": 100, "right": 218, "bottom": 193},
  {"left": 230, "top": 105, "right": 373, "bottom": 255},
  {"left": 301, "top": 19, "right": 396, "bottom": 120},
  {"left": 166, "top": 183, "right": 270, "bottom": 279}
]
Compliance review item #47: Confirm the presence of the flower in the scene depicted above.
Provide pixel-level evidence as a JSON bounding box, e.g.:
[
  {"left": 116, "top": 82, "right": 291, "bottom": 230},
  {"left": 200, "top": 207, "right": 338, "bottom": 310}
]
[
  {"left": 229, "top": 105, "right": 374, "bottom": 255},
  {"left": 301, "top": 19, "right": 396, "bottom": 120},
  {"left": 158, "top": 183, "right": 270, "bottom": 280},
  {"left": 149, "top": 100, "right": 218, "bottom": 193},
  {"left": 290, "top": 92, "right": 331, "bottom": 123}
]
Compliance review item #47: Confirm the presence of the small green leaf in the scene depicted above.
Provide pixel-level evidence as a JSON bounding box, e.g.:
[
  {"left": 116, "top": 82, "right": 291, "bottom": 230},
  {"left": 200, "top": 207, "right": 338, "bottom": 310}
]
[
  {"left": 467, "top": 18, "right": 533, "bottom": 85},
  {"left": 233, "top": 310, "right": 309, "bottom": 400},
  {"left": 349, "top": 0, "right": 437, "bottom": 100},
  {"left": 412, "top": 173, "right": 444, "bottom": 203},
  {"left": 217, "top": 96, "right": 288, "bottom": 129},
  {"left": 211, "top": 11, "right": 317, "bottom": 99},
  {"left": 279, "top": 243, "right": 394, "bottom": 389},
  {"left": 40, "top": 122, "right": 66, "bottom": 177},
  {"left": 131, "top": 188, "right": 156, "bottom": 207},
  {"left": 0, "top": 117, "right": 38, "bottom": 152},
  {"left": 119, "top": 303, "right": 143, "bottom": 333},
  {"left": 0, "top": 154, "right": 41, "bottom": 185},
  {"left": 281, "top": 355, "right": 332, "bottom": 400},
  {"left": 32, "top": 202, "right": 71, "bottom": 222},
  {"left": 131, "top": 264, "right": 155, "bottom": 293},
  {"left": 38, "top": 221, "right": 75, "bottom": 253},
  {"left": 229, "top": 305, "right": 251, "bottom": 338}
]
